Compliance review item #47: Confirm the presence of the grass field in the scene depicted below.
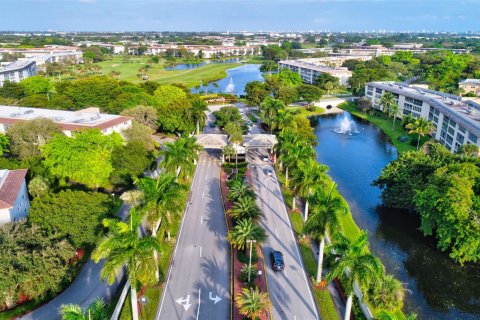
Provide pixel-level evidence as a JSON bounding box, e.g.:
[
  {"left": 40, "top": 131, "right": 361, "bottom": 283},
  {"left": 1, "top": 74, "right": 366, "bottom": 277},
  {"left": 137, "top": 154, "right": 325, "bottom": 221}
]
[
  {"left": 288, "top": 106, "right": 325, "bottom": 118},
  {"left": 95, "top": 56, "right": 241, "bottom": 87}
]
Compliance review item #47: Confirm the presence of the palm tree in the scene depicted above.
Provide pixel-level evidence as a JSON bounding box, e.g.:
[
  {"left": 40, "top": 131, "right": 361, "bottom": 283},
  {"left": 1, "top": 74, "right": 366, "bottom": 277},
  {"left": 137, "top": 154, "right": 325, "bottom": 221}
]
[
  {"left": 291, "top": 158, "right": 328, "bottom": 221},
  {"left": 272, "top": 108, "right": 294, "bottom": 133},
  {"left": 260, "top": 60, "right": 278, "bottom": 75},
  {"left": 279, "top": 143, "right": 315, "bottom": 189},
  {"left": 224, "top": 122, "right": 243, "bottom": 170},
  {"left": 137, "top": 174, "right": 186, "bottom": 280},
  {"left": 305, "top": 182, "right": 344, "bottom": 283},
  {"left": 229, "top": 196, "right": 261, "bottom": 222},
  {"left": 188, "top": 99, "right": 208, "bottom": 135},
  {"left": 59, "top": 298, "right": 106, "bottom": 320},
  {"left": 389, "top": 103, "right": 400, "bottom": 130},
  {"left": 227, "top": 219, "right": 266, "bottom": 252},
  {"left": 406, "top": 118, "right": 435, "bottom": 150},
  {"left": 92, "top": 209, "right": 162, "bottom": 320},
  {"left": 378, "top": 92, "right": 396, "bottom": 114},
  {"left": 235, "top": 287, "right": 271, "bottom": 320},
  {"left": 260, "top": 97, "right": 285, "bottom": 131},
  {"left": 227, "top": 179, "right": 253, "bottom": 202},
  {"left": 367, "top": 273, "right": 405, "bottom": 311},
  {"left": 223, "top": 144, "right": 235, "bottom": 163},
  {"left": 159, "top": 137, "right": 201, "bottom": 178},
  {"left": 327, "top": 232, "right": 383, "bottom": 320}
]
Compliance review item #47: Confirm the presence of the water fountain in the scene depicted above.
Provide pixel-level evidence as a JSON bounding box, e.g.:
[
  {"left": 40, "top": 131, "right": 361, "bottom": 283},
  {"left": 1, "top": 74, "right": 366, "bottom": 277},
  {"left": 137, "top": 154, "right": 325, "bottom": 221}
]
[
  {"left": 334, "top": 114, "right": 359, "bottom": 135},
  {"left": 225, "top": 77, "right": 235, "bottom": 94}
]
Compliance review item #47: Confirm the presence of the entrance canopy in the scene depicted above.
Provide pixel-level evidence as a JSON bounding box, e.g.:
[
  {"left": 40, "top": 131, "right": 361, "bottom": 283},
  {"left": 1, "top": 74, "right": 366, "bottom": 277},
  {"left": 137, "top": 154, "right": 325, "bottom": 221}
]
[
  {"left": 195, "top": 134, "right": 228, "bottom": 149},
  {"left": 242, "top": 134, "right": 278, "bottom": 149}
]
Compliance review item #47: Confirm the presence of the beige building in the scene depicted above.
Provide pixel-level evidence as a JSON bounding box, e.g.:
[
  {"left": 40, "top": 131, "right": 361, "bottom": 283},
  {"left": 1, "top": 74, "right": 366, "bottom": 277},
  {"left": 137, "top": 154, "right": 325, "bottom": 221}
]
[
  {"left": 459, "top": 79, "right": 480, "bottom": 96},
  {"left": 0, "top": 106, "right": 132, "bottom": 137},
  {"left": 366, "top": 82, "right": 480, "bottom": 153},
  {"left": 278, "top": 59, "right": 352, "bottom": 86}
]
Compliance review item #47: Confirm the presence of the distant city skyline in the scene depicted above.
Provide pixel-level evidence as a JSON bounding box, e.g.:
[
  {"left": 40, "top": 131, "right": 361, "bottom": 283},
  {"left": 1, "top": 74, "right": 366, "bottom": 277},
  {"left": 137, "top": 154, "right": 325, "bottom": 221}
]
[{"left": 2, "top": 0, "right": 479, "bottom": 33}]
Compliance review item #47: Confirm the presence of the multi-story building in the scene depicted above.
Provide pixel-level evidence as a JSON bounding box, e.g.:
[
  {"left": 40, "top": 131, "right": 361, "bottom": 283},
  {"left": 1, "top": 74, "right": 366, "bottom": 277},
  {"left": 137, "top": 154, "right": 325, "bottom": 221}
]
[
  {"left": 128, "top": 44, "right": 260, "bottom": 58},
  {"left": 0, "top": 106, "right": 132, "bottom": 137},
  {"left": 0, "top": 169, "right": 29, "bottom": 225},
  {"left": 365, "top": 81, "right": 480, "bottom": 152},
  {"left": 0, "top": 46, "right": 82, "bottom": 60},
  {"left": 278, "top": 59, "right": 352, "bottom": 86},
  {"left": 459, "top": 79, "right": 480, "bottom": 96},
  {"left": 0, "top": 60, "right": 36, "bottom": 87}
]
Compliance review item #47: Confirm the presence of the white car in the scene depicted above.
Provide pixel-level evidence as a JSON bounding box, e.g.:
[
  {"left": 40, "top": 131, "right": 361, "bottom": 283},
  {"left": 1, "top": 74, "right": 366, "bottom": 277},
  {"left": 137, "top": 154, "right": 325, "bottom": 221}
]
[
  {"left": 262, "top": 155, "right": 269, "bottom": 162},
  {"left": 264, "top": 168, "right": 273, "bottom": 176}
]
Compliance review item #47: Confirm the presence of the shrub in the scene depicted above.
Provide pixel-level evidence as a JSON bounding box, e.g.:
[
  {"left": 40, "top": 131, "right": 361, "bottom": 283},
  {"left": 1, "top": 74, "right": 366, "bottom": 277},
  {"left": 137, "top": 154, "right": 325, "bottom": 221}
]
[
  {"left": 237, "top": 248, "right": 258, "bottom": 264},
  {"left": 239, "top": 264, "right": 258, "bottom": 283}
]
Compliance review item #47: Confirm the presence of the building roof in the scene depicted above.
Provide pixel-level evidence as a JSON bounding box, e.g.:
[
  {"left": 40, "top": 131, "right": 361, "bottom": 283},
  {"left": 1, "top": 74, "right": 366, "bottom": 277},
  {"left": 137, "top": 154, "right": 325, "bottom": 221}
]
[
  {"left": 242, "top": 134, "right": 278, "bottom": 148},
  {"left": 0, "top": 105, "right": 131, "bottom": 132},
  {"left": 195, "top": 134, "right": 228, "bottom": 149},
  {"left": 459, "top": 79, "right": 480, "bottom": 85},
  {"left": 279, "top": 59, "right": 352, "bottom": 75},
  {"left": 0, "top": 60, "right": 35, "bottom": 73},
  {"left": 0, "top": 169, "right": 27, "bottom": 209}
]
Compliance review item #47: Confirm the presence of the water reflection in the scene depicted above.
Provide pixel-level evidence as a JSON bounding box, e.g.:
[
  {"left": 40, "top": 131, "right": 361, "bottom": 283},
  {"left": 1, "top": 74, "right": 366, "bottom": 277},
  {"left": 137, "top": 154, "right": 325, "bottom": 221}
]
[
  {"left": 313, "top": 112, "right": 480, "bottom": 320},
  {"left": 164, "top": 58, "right": 241, "bottom": 70}
]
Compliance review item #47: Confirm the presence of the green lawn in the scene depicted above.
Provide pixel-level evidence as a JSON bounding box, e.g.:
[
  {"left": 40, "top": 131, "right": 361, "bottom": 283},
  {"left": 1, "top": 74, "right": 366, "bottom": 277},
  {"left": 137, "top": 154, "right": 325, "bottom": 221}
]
[
  {"left": 338, "top": 102, "right": 417, "bottom": 153},
  {"left": 94, "top": 56, "right": 241, "bottom": 87},
  {"left": 244, "top": 56, "right": 264, "bottom": 64},
  {"left": 288, "top": 106, "right": 325, "bottom": 119}
]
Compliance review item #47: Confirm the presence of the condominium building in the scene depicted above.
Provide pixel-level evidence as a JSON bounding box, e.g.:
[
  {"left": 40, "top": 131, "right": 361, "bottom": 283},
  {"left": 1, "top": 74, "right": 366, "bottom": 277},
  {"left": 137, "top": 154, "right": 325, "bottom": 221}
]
[
  {"left": 459, "top": 79, "right": 480, "bottom": 96},
  {"left": 0, "top": 60, "right": 36, "bottom": 87},
  {"left": 127, "top": 44, "right": 260, "bottom": 58},
  {"left": 0, "top": 106, "right": 132, "bottom": 137},
  {"left": 365, "top": 82, "right": 480, "bottom": 152},
  {"left": 278, "top": 59, "right": 352, "bottom": 86},
  {"left": 0, "top": 169, "right": 29, "bottom": 225}
]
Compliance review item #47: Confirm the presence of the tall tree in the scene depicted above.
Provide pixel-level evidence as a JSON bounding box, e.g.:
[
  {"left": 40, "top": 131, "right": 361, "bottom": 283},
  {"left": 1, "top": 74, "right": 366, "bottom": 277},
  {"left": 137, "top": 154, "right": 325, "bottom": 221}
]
[
  {"left": 120, "top": 105, "right": 158, "bottom": 131},
  {"left": 227, "top": 219, "right": 266, "bottom": 252},
  {"left": 187, "top": 98, "right": 208, "bottom": 135},
  {"left": 92, "top": 209, "right": 162, "bottom": 320},
  {"left": 159, "top": 136, "right": 201, "bottom": 178},
  {"left": 305, "top": 182, "right": 343, "bottom": 283},
  {"left": 327, "top": 233, "right": 383, "bottom": 320},
  {"left": 224, "top": 122, "right": 243, "bottom": 169},
  {"left": 406, "top": 118, "right": 435, "bottom": 150},
  {"left": 291, "top": 158, "right": 328, "bottom": 221},
  {"left": 378, "top": 92, "right": 396, "bottom": 114},
  {"left": 229, "top": 196, "right": 261, "bottom": 222}
]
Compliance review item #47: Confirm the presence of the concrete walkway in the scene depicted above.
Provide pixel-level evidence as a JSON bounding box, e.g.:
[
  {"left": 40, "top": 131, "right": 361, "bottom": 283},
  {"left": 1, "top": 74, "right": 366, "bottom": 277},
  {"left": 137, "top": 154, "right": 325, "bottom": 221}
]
[{"left": 20, "top": 204, "right": 130, "bottom": 320}]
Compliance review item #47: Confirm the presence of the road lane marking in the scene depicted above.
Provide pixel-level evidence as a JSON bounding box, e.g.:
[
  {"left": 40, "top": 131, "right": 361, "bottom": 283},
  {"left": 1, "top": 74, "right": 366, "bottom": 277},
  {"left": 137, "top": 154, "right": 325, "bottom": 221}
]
[
  {"left": 275, "top": 228, "right": 278, "bottom": 238},
  {"left": 196, "top": 289, "right": 201, "bottom": 320},
  {"left": 176, "top": 295, "right": 192, "bottom": 311},
  {"left": 202, "top": 191, "right": 205, "bottom": 198},
  {"left": 200, "top": 246, "right": 202, "bottom": 257},
  {"left": 201, "top": 215, "right": 203, "bottom": 224},
  {"left": 209, "top": 292, "right": 222, "bottom": 304}
]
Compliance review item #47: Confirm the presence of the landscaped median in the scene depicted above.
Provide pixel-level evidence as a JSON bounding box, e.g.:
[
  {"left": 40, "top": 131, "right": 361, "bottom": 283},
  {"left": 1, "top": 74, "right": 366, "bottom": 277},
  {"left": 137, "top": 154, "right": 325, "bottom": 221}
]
[{"left": 220, "top": 162, "right": 270, "bottom": 320}]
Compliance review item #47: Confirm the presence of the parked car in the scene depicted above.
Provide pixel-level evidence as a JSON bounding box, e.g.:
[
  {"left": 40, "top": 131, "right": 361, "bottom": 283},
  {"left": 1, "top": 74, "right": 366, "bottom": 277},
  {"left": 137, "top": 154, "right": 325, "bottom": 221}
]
[
  {"left": 270, "top": 250, "right": 285, "bottom": 271},
  {"left": 209, "top": 122, "right": 216, "bottom": 128},
  {"left": 262, "top": 155, "right": 269, "bottom": 162},
  {"left": 264, "top": 168, "right": 273, "bottom": 176}
]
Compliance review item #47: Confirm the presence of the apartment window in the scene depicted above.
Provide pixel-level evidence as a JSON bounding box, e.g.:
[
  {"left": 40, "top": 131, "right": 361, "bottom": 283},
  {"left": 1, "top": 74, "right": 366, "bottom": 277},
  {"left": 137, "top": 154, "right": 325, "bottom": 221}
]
[
  {"left": 448, "top": 127, "right": 455, "bottom": 136},
  {"left": 469, "top": 133, "right": 478, "bottom": 143},
  {"left": 376, "top": 88, "right": 383, "bottom": 94},
  {"left": 459, "top": 126, "right": 466, "bottom": 134},
  {"left": 367, "top": 86, "right": 373, "bottom": 91},
  {"left": 457, "top": 134, "right": 464, "bottom": 144}
]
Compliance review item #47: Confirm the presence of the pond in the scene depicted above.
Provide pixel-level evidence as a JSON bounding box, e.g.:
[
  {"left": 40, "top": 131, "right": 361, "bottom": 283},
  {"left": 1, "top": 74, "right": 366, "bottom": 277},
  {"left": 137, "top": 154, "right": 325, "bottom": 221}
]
[
  {"left": 164, "top": 58, "right": 241, "bottom": 70},
  {"left": 190, "top": 64, "right": 263, "bottom": 96},
  {"left": 313, "top": 112, "right": 480, "bottom": 320}
]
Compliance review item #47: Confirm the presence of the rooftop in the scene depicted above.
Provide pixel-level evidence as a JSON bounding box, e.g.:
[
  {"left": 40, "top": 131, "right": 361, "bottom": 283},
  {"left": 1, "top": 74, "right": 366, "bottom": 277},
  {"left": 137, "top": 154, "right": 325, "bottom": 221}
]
[
  {"left": 279, "top": 59, "right": 351, "bottom": 74},
  {"left": 459, "top": 79, "right": 480, "bottom": 85},
  {"left": 0, "top": 105, "right": 131, "bottom": 131},
  {"left": 0, "top": 169, "right": 28, "bottom": 209},
  {"left": 369, "top": 81, "right": 480, "bottom": 136},
  {"left": 0, "top": 60, "right": 35, "bottom": 73}
]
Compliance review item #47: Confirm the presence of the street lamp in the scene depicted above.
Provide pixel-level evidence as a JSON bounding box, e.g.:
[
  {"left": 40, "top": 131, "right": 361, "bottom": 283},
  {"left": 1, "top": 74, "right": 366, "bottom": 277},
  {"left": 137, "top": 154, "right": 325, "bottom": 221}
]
[
  {"left": 140, "top": 296, "right": 149, "bottom": 320},
  {"left": 111, "top": 192, "right": 115, "bottom": 205},
  {"left": 246, "top": 239, "right": 257, "bottom": 283}
]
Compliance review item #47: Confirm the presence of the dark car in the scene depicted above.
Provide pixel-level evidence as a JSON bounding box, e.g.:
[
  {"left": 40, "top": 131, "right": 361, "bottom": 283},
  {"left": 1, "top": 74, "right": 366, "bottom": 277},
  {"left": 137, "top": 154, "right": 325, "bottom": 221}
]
[
  {"left": 270, "top": 250, "right": 285, "bottom": 271},
  {"left": 209, "top": 122, "right": 216, "bottom": 128}
]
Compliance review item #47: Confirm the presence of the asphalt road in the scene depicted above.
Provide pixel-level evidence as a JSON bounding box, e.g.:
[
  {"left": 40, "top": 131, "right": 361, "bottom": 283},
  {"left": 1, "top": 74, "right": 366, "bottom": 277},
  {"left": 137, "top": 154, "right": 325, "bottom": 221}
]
[
  {"left": 248, "top": 150, "right": 319, "bottom": 320},
  {"left": 156, "top": 151, "right": 230, "bottom": 320},
  {"left": 20, "top": 204, "right": 130, "bottom": 320}
]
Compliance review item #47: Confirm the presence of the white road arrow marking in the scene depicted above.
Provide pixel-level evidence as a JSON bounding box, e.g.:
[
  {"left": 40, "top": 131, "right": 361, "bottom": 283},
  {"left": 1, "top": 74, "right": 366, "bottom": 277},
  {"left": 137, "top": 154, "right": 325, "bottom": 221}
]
[
  {"left": 176, "top": 295, "right": 192, "bottom": 311},
  {"left": 209, "top": 292, "right": 222, "bottom": 304}
]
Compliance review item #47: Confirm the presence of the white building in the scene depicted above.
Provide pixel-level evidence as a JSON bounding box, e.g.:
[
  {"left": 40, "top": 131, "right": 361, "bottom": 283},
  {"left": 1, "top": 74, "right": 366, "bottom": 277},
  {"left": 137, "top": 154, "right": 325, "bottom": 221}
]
[
  {"left": 365, "top": 82, "right": 480, "bottom": 152},
  {"left": 0, "top": 60, "right": 36, "bottom": 87},
  {"left": 0, "top": 169, "right": 29, "bottom": 225},
  {"left": 0, "top": 106, "right": 132, "bottom": 137},
  {"left": 278, "top": 59, "right": 352, "bottom": 86}
]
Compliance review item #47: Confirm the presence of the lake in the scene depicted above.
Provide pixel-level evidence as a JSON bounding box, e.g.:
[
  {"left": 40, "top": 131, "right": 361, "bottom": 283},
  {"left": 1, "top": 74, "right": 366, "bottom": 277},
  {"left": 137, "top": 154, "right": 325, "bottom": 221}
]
[
  {"left": 164, "top": 58, "right": 241, "bottom": 70},
  {"left": 313, "top": 112, "right": 480, "bottom": 320},
  {"left": 190, "top": 64, "right": 263, "bottom": 96}
]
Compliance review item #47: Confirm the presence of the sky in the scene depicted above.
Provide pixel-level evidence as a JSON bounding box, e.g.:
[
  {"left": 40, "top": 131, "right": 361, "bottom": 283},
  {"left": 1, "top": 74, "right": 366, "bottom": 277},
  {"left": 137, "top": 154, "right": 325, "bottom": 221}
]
[{"left": 1, "top": 0, "right": 479, "bottom": 32}]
